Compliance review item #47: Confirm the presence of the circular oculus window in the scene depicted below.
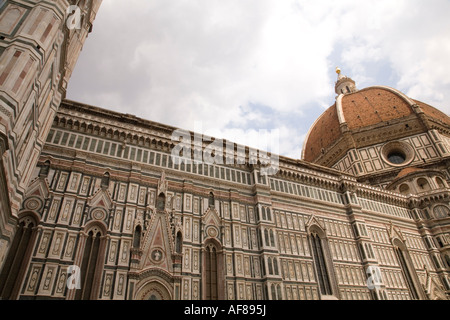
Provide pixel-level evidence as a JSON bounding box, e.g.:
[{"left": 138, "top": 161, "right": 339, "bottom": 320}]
[
  {"left": 381, "top": 141, "right": 414, "bottom": 167},
  {"left": 388, "top": 151, "right": 406, "bottom": 164}
]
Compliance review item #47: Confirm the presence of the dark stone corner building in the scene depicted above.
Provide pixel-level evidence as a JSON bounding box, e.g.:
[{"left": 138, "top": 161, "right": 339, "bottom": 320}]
[{"left": 0, "top": 1, "right": 449, "bottom": 300}]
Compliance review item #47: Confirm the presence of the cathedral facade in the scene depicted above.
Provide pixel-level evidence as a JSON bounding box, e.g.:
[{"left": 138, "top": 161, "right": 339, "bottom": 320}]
[{"left": 0, "top": 1, "right": 449, "bottom": 300}]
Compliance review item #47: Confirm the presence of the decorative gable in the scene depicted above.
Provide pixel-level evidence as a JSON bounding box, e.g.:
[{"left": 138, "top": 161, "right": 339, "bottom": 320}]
[
  {"left": 386, "top": 221, "right": 405, "bottom": 242},
  {"left": 25, "top": 176, "right": 50, "bottom": 199},
  {"left": 138, "top": 210, "right": 174, "bottom": 274},
  {"left": 21, "top": 177, "right": 50, "bottom": 215},
  {"left": 423, "top": 266, "right": 448, "bottom": 300},
  {"left": 305, "top": 214, "right": 326, "bottom": 236},
  {"left": 202, "top": 206, "right": 222, "bottom": 242},
  {"left": 88, "top": 187, "right": 113, "bottom": 209}
]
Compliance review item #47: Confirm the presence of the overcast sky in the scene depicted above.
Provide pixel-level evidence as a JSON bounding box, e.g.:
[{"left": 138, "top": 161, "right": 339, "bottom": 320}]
[{"left": 66, "top": 0, "right": 450, "bottom": 159}]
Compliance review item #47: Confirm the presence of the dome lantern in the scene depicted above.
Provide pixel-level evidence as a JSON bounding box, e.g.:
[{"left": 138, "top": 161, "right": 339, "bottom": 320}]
[{"left": 335, "top": 67, "right": 357, "bottom": 95}]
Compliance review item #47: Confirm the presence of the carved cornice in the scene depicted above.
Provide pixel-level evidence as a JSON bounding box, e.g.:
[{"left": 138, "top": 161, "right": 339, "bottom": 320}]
[
  {"left": 128, "top": 267, "right": 175, "bottom": 283},
  {"left": 355, "top": 183, "right": 409, "bottom": 207},
  {"left": 411, "top": 190, "right": 450, "bottom": 208}
]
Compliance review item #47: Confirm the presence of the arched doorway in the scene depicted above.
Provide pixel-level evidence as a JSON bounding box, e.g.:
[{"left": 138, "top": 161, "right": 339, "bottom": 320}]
[{"left": 135, "top": 280, "right": 172, "bottom": 300}]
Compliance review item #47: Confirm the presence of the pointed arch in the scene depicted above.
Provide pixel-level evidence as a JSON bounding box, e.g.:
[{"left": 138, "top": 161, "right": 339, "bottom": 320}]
[
  {"left": 39, "top": 160, "right": 51, "bottom": 177},
  {"left": 176, "top": 231, "right": 183, "bottom": 254},
  {"left": 273, "top": 258, "right": 279, "bottom": 275},
  {"left": 392, "top": 238, "right": 422, "bottom": 299},
  {"left": 269, "top": 229, "right": 275, "bottom": 247},
  {"left": 156, "top": 193, "right": 166, "bottom": 211},
  {"left": 264, "top": 229, "right": 270, "bottom": 247},
  {"left": 276, "top": 284, "right": 282, "bottom": 300},
  {"left": 202, "top": 238, "right": 224, "bottom": 300},
  {"left": 269, "top": 283, "right": 282, "bottom": 300},
  {"left": 135, "top": 279, "right": 172, "bottom": 300},
  {"left": 0, "top": 213, "right": 39, "bottom": 300},
  {"left": 271, "top": 283, "right": 276, "bottom": 299},
  {"left": 101, "top": 171, "right": 110, "bottom": 189},
  {"left": 445, "top": 254, "right": 450, "bottom": 268},
  {"left": 208, "top": 191, "right": 215, "bottom": 208},
  {"left": 74, "top": 222, "right": 107, "bottom": 300},
  {"left": 268, "top": 257, "right": 273, "bottom": 275},
  {"left": 307, "top": 221, "right": 326, "bottom": 239},
  {"left": 266, "top": 207, "right": 272, "bottom": 221},
  {"left": 133, "top": 225, "right": 142, "bottom": 249},
  {"left": 310, "top": 232, "right": 332, "bottom": 296},
  {"left": 307, "top": 219, "right": 337, "bottom": 298}
]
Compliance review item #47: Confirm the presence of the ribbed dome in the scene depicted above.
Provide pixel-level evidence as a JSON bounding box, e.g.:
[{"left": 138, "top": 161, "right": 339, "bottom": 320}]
[{"left": 302, "top": 85, "right": 450, "bottom": 163}]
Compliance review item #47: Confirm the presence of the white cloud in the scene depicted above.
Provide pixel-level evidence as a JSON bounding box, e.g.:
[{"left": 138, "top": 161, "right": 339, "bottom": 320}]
[{"left": 67, "top": 0, "right": 450, "bottom": 160}]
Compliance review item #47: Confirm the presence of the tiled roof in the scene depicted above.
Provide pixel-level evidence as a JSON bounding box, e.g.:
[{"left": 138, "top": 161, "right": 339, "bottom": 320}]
[
  {"left": 341, "top": 87, "right": 413, "bottom": 129},
  {"left": 414, "top": 99, "right": 450, "bottom": 127},
  {"left": 396, "top": 167, "right": 424, "bottom": 179},
  {"left": 302, "top": 86, "right": 450, "bottom": 163},
  {"left": 303, "top": 103, "right": 341, "bottom": 162}
]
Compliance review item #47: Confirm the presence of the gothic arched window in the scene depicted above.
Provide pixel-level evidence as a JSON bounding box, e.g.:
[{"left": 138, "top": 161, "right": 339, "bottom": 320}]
[
  {"left": 205, "top": 242, "right": 219, "bottom": 300},
  {"left": 393, "top": 239, "right": 420, "bottom": 300},
  {"left": 310, "top": 232, "right": 332, "bottom": 296},
  {"left": 268, "top": 257, "right": 273, "bottom": 275},
  {"left": 76, "top": 226, "right": 106, "bottom": 300},
  {"left": 156, "top": 193, "right": 165, "bottom": 210},
  {"left": 276, "top": 284, "right": 282, "bottom": 300},
  {"left": 271, "top": 284, "right": 276, "bottom": 299},
  {"left": 445, "top": 255, "right": 450, "bottom": 268},
  {"left": 176, "top": 231, "right": 183, "bottom": 254},
  {"left": 208, "top": 192, "right": 215, "bottom": 208},
  {"left": 264, "top": 229, "right": 270, "bottom": 247},
  {"left": 432, "top": 255, "right": 441, "bottom": 269},
  {"left": 359, "top": 243, "right": 367, "bottom": 260},
  {"left": 133, "top": 225, "right": 142, "bottom": 248},
  {"left": 273, "top": 258, "right": 279, "bottom": 275},
  {"left": 101, "top": 172, "right": 110, "bottom": 189},
  {"left": 0, "top": 215, "right": 38, "bottom": 299},
  {"left": 270, "top": 284, "right": 282, "bottom": 300},
  {"left": 266, "top": 207, "right": 272, "bottom": 221},
  {"left": 39, "top": 160, "right": 51, "bottom": 177},
  {"left": 269, "top": 230, "right": 275, "bottom": 247}
]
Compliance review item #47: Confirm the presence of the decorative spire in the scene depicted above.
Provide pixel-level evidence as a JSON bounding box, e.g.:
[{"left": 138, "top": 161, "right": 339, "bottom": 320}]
[
  {"left": 335, "top": 67, "right": 357, "bottom": 95},
  {"left": 157, "top": 170, "right": 168, "bottom": 196}
]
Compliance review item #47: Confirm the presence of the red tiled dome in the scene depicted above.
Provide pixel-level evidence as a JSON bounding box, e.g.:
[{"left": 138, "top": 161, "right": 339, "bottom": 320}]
[{"left": 302, "top": 85, "right": 450, "bottom": 163}]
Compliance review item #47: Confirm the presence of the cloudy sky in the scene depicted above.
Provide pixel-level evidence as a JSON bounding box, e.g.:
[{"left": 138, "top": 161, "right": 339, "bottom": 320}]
[{"left": 66, "top": 0, "right": 450, "bottom": 159}]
